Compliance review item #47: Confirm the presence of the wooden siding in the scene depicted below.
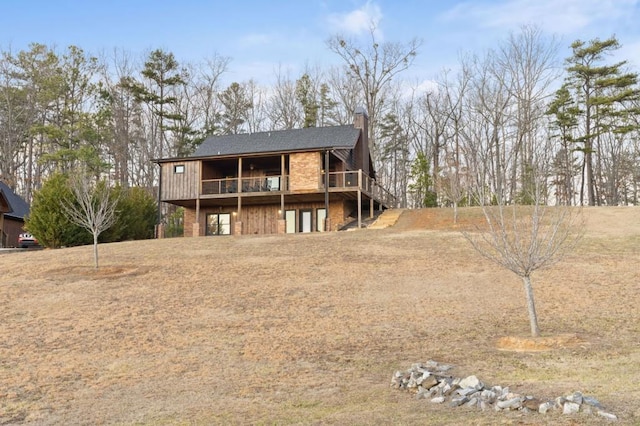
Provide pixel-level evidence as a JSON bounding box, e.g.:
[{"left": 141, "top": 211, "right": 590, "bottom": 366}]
[
  {"left": 161, "top": 161, "right": 199, "bottom": 200},
  {"left": 182, "top": 199, "right": 352, "bottom": 236},
  {"left": 289, "top": 152, "right": 321, "bottom": 191},
  {"left": 1, "top": 217, "right": 24, "bottom": 247}
]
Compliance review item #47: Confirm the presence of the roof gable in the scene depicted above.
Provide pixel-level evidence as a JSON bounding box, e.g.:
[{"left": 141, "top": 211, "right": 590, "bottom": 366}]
[
  {"left": 0, "top": 181, "right": 30, "bottom": 220},
  {"left": 193, "top": 125, "right": 361, "bottom": 157}
]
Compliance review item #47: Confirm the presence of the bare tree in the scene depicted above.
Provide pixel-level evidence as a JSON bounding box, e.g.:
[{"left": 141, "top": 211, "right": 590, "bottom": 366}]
[
  {"left": 327, "top": 25, "right": 421, "bottom": 162},
  {"left": 267, "top": 67, "right": 302, "bottom": 130},
  {"left": 62, "top": 173, "right": 119, "bottom": 269},
  {"left": 463, "top": 185, "right": 583, "bottom": 337},
  {"left": 325, "top": 66, "right": 362, "bottom": 125}
]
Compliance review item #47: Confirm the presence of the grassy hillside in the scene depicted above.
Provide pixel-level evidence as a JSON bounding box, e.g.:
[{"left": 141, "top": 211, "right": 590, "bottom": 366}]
[{"left": 1, "top": 207, "right": 639, "bottom": 425}]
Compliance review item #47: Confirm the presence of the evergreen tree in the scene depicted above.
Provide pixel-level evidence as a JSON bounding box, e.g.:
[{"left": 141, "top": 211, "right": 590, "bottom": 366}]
[
  {"left": 125, "top": 49, "right": 185, "bottom": 157},
  {"left": 295, "top": 73, "right": 319, "bottom": 127},
  {"left": 408, "top": 151, "right": 437, "bottom": 208},
  {"left": 25, "top": 172, "right": 90, "bottom": 248},
  {"left": 218, "top": 82, "right": 252, "bottom": 134},
  {"left": 318, "top": 83, "right": 338, "bottom": 126},
  {"left": 101, "top": 186, "right": 157, "bottom": 242},
  {"left": 547, "top": 84, "right": 581, "bottom": 204},
  {"left": 564, "top": 36, "right": 640, "bottom": 205}
]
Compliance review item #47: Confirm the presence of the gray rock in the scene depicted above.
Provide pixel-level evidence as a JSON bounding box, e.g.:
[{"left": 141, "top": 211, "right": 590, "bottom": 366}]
[
  {"left": 464, "top": 397, "right": 478, "bottom": 408},
  {"left": 539, "top": 401, "right": 554, "bottom": 414},
  {"left": 436, "top": 363, "right": 453, "bottom": 372},
  {"left": 563, "top": 401, "right": 580, "bottom": 415},
  {"left": 480, "top": 389, "right": 497, "bottom": 401},
  {"left": 523, "top": 398, "right": 541, "bottom": 410},
  {"left": 424, "top": 360, "right": 439, "bottom": 368},
  {"left": 458, "top": 387, "right": 478, "bottom": 396},
  {"left": 597, "top": 410, "right": 617, "bottom": 420},
  {"left": 406, "top": 376, "right": 418, "bottom": 389},
  {"left": 392, "top": 362, "right": 617, "bottom": 421},
  {"left": 497, "top": 397, "right": 523, "bottom": 410},
  {"left": 418, "top": 374, "right": 438, "bottom": 389},
  {"left": 450, "top": 396, "right": 468, "bottom": 407},
  {"left": 566, "top": 391, "right": 583, "bottom": 405},
  {"left": 390, "top": 371, "right": 404, "bottom": 388},
  {"left": 458, "top": 375, "right": 483, "bottom": 390},
  {"left": 583, "top": 395, "right": 603, "bottom": 408}
]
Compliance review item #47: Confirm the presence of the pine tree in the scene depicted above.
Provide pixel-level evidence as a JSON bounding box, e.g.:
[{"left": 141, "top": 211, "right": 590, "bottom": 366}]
[
  {"left": 564, "top": 36, "right": 640, "bottom": 205},
  {"left": 295, "top": 74, "right": 319, "bottom": 128},
  {"left": 218, "top": 82, "right": 252, "bottom": 134}
]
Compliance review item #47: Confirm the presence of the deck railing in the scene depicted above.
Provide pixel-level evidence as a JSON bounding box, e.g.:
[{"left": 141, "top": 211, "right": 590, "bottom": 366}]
[
  {"left": 201, "top": 171, "right": 396, "bottom": 207},
  {"left": 202, "top": 176, "right": 288, "bottom": 195},
  {"left": 326, "top": 171, "right": 396, "bottom": 208}
]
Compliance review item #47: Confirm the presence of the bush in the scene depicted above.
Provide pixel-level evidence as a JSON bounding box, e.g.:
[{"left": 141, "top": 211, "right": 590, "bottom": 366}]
[
  {"left": 27, "top": 174, "right": 157, "bottom": 248},
  {"left": 25, "top": 173, "right": 91, "bottom": 248},
  {"left": 102, "top": 186, "right": 157, "bottom": 242}
]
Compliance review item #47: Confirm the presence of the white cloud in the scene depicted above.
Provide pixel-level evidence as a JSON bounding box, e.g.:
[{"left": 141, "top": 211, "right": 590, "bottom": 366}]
[
  {"left": 327, "top": 1, "right": 383, "bottom": 36},
  {"left": 442, "top": 0, "right": 639, "bottom": 35}
]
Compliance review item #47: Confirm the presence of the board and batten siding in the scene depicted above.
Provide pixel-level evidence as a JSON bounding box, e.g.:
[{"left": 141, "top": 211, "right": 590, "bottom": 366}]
[{"left": 161, "top": 161, "right": 200, "bottom": 200}]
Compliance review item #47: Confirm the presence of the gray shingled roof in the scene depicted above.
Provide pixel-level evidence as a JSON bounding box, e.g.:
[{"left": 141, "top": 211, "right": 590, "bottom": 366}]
[
  {"left": 193, "top": 125, "right": 360, "bottom": 157},
  {"left": 0, "top": 181, "right": 30, "bottom": 220}
]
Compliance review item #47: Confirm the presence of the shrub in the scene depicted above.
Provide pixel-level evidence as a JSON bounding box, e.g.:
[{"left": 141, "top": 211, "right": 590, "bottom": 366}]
[
  {"left": 102, "top": 186, "right": 157, "bottom": 242},
  {"left": 25, "top": 173, "right": 91, "bottom": 248}
]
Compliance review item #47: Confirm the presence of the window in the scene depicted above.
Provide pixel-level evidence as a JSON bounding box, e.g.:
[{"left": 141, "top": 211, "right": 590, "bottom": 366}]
[
  {"left": 316, "top": 208, "right": 326, "bottom": 232},
  {"left": 206, "top": 213, "right": 231, "bottom": 235},
  {"left": 267, "top": 176, "right": 280, "bottom": 191},
  {"left": 174, "top": 164, "right": 185, "bottom": 174}
]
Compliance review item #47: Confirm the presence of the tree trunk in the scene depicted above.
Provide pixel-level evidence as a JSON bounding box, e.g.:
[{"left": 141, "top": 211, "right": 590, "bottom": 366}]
[
  {"left": 522, "top": 275, "right": 540, "bottom": 337},
  {"left": 453, "top": 200, "right": 458, "bottom": 225},
  {"left": 93, "top": 232, "right": 99, "bottom": 269}
]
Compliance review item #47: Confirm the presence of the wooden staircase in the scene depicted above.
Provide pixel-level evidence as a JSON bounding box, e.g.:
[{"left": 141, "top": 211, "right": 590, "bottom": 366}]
[{"left": 368, "top": 209, "right": 404, "bottom": 229}]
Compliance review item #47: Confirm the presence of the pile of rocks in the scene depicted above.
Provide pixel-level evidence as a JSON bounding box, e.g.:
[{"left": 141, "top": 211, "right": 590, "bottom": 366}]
[{"left": 391, "top": 361, "right": 617, "bottom": 421}]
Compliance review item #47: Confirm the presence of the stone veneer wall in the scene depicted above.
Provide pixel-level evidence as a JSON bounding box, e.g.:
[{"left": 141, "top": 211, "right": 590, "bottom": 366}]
[
  {"left": 183, "top": 208, "right": 197, "bottom": 237},
  {"left": 289, "top": 152, "right": 321, "bottom": 191}
]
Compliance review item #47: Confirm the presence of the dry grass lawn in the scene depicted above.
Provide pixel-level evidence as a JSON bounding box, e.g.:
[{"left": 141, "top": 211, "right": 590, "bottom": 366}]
[{"left": 1, "top": 206, "right": 639, "bottom": 425}]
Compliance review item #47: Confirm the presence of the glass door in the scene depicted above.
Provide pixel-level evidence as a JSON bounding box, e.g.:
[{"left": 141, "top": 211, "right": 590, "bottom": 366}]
[
  {"left": 300, "top": 210, "right": 312, "bottom": 233},
  {"left": 285, "top": 210, "right": 296, "bottom": 234},
  {"left": 206, "top": 213, "right": 231, "bottom": 235},
  {"left": 316, "top": 208, "right": 326, "bottom": 232}
]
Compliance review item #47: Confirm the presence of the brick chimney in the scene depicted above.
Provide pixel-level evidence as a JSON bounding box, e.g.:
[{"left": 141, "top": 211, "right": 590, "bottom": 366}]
[{"left": 353, "top": 107, "right": 370, "bottom": 176}]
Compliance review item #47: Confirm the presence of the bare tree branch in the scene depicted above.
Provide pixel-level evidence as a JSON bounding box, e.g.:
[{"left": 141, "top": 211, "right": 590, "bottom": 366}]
[{"left": 61, "top": 173, "right": 119, "bottom": 269}]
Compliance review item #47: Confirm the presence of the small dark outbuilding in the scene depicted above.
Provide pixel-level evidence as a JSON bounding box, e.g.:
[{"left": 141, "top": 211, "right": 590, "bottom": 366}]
[{"left": 0, "top": 181, "right": 30, "bottom": 248}]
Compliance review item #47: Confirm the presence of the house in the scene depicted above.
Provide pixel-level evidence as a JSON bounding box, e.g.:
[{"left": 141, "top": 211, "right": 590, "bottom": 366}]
[
  {"left": 0, "top": 181, "right": 30, "bottom": 247},
  {"left": 154, "top": 108, "right": 395, "bottom": 237}
]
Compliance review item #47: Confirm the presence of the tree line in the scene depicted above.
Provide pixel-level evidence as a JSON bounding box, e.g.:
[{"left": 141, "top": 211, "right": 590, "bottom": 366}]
[{"left": 1, "top": 25, "right": 639, "bottom": 213}]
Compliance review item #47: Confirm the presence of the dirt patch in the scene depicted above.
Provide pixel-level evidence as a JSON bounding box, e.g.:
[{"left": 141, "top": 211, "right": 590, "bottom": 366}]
[{"left": 496, "top": 334, "right": 588, "bottom": 352}]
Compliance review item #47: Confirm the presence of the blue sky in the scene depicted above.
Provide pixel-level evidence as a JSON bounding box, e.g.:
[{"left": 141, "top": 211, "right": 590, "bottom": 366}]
[{"left": 2, "top": 0, "right": 640, "bottom": 87}]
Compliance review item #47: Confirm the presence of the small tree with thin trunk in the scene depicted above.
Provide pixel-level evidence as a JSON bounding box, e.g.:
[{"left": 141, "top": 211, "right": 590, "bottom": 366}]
[
  {"left": 62, "top": 173, "right": 119, "bottom": 269},
  {"left": 463, "top": 188, "right": 584, "bottom": 337}
]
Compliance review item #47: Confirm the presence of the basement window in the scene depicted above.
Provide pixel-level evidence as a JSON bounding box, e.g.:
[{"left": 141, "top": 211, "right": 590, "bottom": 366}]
[{"left": 174, "top": 165, "right": 185, "bottom": 174}]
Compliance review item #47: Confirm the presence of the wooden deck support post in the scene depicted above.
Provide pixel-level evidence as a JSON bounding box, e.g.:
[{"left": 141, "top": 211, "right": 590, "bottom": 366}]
[
  {"left": 324, "top": 150, "right": 330, "bottom": 232},
  {"left": 236, "top": 157, "right": 243, "bottom": 235},
  {"left": 357, "top": 170, "right": 362, "bottom": 229}
]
